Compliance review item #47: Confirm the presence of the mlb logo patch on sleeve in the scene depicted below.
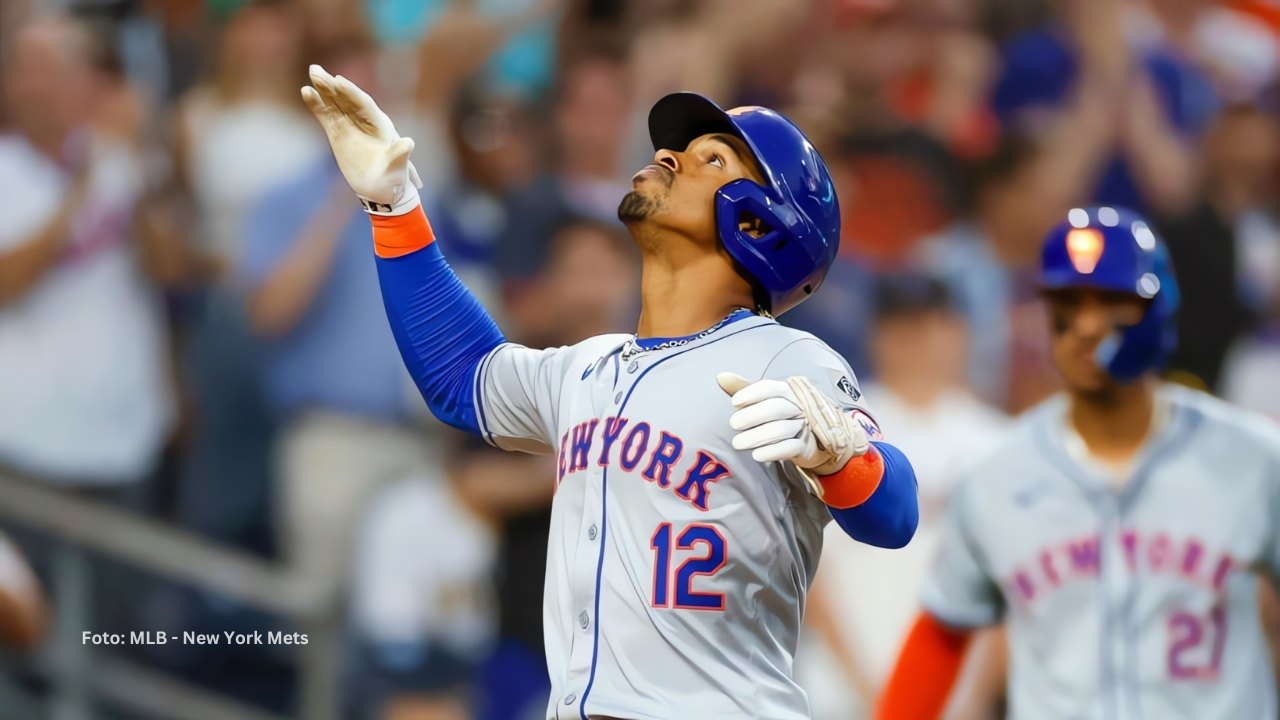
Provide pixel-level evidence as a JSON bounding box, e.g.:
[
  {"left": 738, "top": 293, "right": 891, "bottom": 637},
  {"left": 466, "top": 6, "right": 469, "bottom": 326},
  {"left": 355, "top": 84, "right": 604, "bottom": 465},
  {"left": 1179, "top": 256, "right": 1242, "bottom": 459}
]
[{"left": 836, "top": 375, "right": 861, "bottom": 402}]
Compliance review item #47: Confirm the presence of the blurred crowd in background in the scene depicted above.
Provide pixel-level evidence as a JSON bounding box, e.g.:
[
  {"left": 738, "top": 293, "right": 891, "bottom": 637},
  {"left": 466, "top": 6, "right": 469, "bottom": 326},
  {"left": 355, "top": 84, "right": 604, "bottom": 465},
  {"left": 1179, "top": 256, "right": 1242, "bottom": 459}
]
[{"left": 2, "top": 0, "right": 1280, "bottom": 718}]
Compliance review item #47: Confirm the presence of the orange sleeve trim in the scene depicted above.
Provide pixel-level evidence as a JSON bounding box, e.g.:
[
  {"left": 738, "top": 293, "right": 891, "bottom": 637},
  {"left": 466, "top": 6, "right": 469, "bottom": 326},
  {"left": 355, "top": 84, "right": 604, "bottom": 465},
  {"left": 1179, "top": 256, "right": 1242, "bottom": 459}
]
[
  {"left": 876, "top": 613, "right": 970, "bottom": 720},
  {"left": 370, "top": 206, "right": 436, "bottom": 259},
  {"left": 817, "top": 444, "right": 884, "bottom": 509}
]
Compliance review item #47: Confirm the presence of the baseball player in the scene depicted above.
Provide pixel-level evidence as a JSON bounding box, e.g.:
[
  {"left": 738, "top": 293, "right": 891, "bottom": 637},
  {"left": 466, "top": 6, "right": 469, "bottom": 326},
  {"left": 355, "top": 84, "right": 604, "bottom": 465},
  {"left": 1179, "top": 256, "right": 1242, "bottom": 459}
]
[
  {"left": 877, "top": 206, "right": 1280, "bottom": 720},
  {"left": 301, "top": 65, "right": 919, "bottom": 719}
]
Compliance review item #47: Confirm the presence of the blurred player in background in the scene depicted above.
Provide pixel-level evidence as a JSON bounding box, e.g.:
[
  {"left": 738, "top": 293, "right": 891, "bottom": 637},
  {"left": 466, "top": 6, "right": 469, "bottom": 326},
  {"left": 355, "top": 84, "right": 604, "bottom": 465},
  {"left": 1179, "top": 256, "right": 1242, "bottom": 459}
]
[{"left": 878, "top": 206, "right": 1280, "bottom": 719}]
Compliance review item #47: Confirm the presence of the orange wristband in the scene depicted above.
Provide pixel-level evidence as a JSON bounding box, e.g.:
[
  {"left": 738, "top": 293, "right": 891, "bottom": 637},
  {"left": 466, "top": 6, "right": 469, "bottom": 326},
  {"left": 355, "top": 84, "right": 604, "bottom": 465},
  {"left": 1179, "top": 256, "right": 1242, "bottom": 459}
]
[
  {"left": 370, "top": 205, "right": 436, "bottom": 258},
  {"left": 818, "top": 445, "right": 885, "bottom": 509}
]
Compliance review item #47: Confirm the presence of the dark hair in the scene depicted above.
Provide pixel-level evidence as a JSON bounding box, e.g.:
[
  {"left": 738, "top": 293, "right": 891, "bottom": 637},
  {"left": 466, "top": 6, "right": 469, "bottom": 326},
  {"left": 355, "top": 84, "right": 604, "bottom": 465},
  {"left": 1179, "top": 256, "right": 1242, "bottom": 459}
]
[
  {"left": 871, "top": 273, "right": 956, "bottom": 319},
  {"left": 308, "top": 31, "right": 376, "bottom": 70},
  {"left": 553, "top": 32, "right": 630, "bottom": 103},
  {"left": 960, "top": 132, "right": 1039, "bottom": 214},
  {"left": 69, "top": 0, "right": 140, "bottom": 22},
  {"left": 78, "top": 17, "right": 123, "bottom": 77}
]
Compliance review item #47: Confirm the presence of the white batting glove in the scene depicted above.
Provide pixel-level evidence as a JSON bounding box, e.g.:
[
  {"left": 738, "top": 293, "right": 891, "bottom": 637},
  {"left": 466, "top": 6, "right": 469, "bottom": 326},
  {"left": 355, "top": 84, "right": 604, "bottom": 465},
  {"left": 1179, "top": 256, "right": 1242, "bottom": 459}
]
[
  {"left": 717, "top": 372, "right": 870, "bottom": 479},
  {"left": 301, "top": 64, "right": 423, "bottom": 216}
]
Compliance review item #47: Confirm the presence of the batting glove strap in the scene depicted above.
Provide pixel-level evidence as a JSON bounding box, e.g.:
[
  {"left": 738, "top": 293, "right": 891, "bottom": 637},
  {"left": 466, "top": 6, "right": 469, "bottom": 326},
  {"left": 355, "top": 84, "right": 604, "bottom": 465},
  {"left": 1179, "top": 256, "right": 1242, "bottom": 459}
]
[
  {"left": 786, "top": 376, "right": 870, "bottom": 475},
  {"left": 718, "top": 373, "right": 871, "bottom": 502}
]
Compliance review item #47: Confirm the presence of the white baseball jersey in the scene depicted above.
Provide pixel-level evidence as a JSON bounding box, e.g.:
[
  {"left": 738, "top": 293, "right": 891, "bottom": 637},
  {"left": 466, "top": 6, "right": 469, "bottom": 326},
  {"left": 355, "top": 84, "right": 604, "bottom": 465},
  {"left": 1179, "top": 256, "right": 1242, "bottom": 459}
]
[
  {"left": 923, "top": 384, "right": 1280, "bottom": 720},
  {"left": 474, "top": 313, "right": 876, "bottom": 720}
]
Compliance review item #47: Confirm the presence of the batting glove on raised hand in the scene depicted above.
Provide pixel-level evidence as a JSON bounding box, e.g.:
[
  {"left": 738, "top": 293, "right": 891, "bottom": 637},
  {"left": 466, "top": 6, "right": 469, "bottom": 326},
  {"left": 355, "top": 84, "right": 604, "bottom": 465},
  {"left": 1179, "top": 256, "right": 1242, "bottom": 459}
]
[
  {"left": 301, "top": 64, "right": 422, "bottom": 216},
  {"left": 717, "top": 372, "right": 870, "bottom": 482}
]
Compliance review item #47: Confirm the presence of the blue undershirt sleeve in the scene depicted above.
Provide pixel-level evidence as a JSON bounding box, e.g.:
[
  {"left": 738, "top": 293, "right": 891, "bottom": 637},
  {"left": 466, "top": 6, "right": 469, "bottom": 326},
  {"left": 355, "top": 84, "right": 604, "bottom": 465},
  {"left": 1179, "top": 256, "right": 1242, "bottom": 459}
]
[
  {"left": 374, "top": 243, "right": 505, "bottom": 434},
  {"left": 828, "top": 441, "right": 919, "bottom": 549}
]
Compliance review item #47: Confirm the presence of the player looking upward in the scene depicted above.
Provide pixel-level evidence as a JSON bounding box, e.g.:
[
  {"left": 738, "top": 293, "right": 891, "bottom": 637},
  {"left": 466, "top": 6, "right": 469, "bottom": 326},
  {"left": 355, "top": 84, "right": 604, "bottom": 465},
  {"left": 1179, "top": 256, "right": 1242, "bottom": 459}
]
[
  {"left": 301, "top": 65, "right": 918, "bottom": 719},
  {"left": 878, "top": 207, "right": 1280, "bottom": 720}
]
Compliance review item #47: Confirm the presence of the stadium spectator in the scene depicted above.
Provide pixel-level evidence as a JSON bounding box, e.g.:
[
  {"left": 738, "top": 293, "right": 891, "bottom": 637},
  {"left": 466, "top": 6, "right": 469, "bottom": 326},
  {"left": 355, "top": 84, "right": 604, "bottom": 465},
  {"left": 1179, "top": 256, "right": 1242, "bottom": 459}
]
[
  {"left": 1131, "top": 0, "right": 1279, "bottom": 104},
  {"left": 798, "top": 274, "right": 1007, "bottom": 719},
  {"left": 413, "top": 44, "right": 635, "bottom": 290},
  {"left": 552, "top": 45, "right": 635, "bottom": 222},
  {"left": 624, "top": 0, "right": 809, "bottom": 105},
  {"left": 1163, "top": 104, "right": 1278, "bottom": 392},
  {"left": 803, "top": 1, "right": 972, "bottom": 264},
  {"left": 169, "top": 0, "right": 321, "bottom": 551},
  {"left": 505, "top": 218, "right": 638, "bottom": 345},
  {"left": 1222, "top": 328, "right": 1280, "bottom": 422},
  {"left": 172, "top": 0, "right": 323, "bottom": 273},
  {"left": 916, "top": 136, "right": 1061, "bottom": 411},
  {"left": 346, "top": 437, "right": 516, "bottom": 720},
  {"left": 1216, "top": 105, "right": 1280, "bottom": 419},
  {"left": 0, "top": 14, "right": 173, "bottom": 489},
  {"left": 428, "top": 85, "right": 558, "bottom": 299},
  {"left": 388, "top": 0, "right": 566, "bottom": 196},
  {"left": 991, "top": 0, "right": 1215, "bottom": 233}
]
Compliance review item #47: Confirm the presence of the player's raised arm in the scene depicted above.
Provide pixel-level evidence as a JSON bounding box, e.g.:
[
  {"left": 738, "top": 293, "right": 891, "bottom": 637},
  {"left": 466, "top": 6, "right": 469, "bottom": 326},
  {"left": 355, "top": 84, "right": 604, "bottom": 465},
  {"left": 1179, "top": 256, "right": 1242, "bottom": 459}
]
[{"left": 301, "top": 65, "right": 503, "bottom": 434}]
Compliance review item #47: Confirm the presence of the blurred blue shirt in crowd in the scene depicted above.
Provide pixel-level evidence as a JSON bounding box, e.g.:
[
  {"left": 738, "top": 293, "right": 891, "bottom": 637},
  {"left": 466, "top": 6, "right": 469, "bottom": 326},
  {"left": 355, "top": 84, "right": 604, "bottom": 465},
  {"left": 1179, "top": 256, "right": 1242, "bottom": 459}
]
[
  {"left": 993, "top": 27, "right": 1219, "bottom": 214},
  {"left": 781, "top": 257, "right": 876, "bottom": 381},
  {"left": 240, "top": 160, "right": 412, "bottom": 422}
]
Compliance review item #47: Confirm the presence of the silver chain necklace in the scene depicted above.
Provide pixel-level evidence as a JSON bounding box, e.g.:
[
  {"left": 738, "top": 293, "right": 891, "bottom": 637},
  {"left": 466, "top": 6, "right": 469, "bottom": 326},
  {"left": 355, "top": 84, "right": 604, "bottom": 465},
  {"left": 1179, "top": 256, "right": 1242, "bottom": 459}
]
[{"left": 621, "top": 308, "right": 756, "bottom": 362}]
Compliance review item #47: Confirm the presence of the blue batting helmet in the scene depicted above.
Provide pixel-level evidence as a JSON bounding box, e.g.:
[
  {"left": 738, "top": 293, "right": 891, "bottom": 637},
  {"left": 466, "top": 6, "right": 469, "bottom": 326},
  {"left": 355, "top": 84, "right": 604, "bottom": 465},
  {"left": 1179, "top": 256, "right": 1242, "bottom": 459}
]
[
  {"left": 1038, "top": 206, "right": 1180, "bottom": 382},
  {"left": 648, "top": 93, "right": 840, "bottom": 315}
]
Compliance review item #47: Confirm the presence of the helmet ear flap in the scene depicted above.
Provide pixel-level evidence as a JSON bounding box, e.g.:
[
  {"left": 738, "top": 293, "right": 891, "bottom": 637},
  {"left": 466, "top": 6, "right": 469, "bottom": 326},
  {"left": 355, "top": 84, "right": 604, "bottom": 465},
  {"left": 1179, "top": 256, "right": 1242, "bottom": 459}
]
[
  {"left": 1103, "top": 236, "right": 1179, "bottom": 382},
  {"left": 1099, "top": 302, "right": 1168, "bottom": 382},
  {"left": 715, "top": 179, "right": 828, "bottom": 314}
]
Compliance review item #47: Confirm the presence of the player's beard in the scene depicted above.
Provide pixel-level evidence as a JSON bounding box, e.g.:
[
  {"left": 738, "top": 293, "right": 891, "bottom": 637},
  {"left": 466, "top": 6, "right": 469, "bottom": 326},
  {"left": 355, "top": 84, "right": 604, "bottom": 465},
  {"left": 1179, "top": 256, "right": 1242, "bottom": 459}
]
[
  {"left": 1074, "top": 380, "right": 1122, "bottom": 405},
  {"left": 617, "top": 191, "right": 664, "bottom": 223},
  {"left": 618, "top": 165, "right": 673, "bottom": 224}
]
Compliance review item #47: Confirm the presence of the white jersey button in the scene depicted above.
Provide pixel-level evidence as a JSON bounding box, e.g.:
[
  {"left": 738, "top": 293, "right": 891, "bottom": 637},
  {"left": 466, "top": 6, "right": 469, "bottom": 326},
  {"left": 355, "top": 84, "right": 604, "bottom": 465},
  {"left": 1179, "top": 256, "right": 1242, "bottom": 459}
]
[
  {"left": 578, "top": 610, "right": 591, "bottom": 629},
  {"left": 588, "top": 524, "right": 598, "bottom": 540},
  {"left": 627, "top": 360, "right": 639, "bottom": 373},
  {"left": 614, "top": 392, "right": 623, "bottom": 403},
  {"left": 564, "top": 693, "right": 577, "bottom": 705}
]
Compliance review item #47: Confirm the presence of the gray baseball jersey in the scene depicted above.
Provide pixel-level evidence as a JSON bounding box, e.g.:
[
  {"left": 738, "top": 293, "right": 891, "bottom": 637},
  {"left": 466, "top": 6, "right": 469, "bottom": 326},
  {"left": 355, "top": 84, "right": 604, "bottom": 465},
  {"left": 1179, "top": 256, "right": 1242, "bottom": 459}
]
[
  {"left": 473, "top": 313, "right": 876, "bottom": 720},
  {"left": 923, "top": 384, "right": 1280, "bottom": 720}
]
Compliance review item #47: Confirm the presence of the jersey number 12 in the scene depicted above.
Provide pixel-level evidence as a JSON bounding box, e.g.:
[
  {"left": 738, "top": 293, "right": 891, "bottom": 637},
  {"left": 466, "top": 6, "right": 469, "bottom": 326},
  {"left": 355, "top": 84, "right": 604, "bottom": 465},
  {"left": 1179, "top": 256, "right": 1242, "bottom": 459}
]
[{"left": 650, "top": 523, "right": 727, "bottom": 611}]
